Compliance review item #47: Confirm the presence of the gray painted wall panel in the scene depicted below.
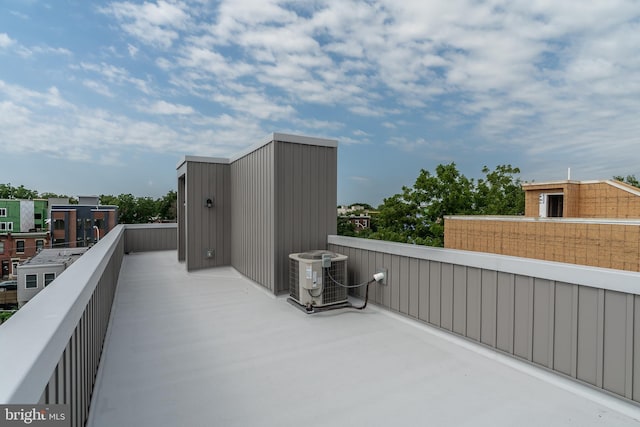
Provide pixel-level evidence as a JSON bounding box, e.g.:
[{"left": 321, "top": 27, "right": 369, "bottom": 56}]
[
  {"left": 453, "top": 265, "right": 467, "bottom": 336},
  {"left": 399, "top": 257, "right": 410, "bottom": 315},
  {"left": 634, "top": 295, "right": 640, "bottom": 402},
  {"left": 231, "top": 144, "right": 274, "bottom": 290},
  {"left": 409, "top": 258, "right": 419, "bottom": 318},
  {"left": 532, "top": 279, "right": 553, "bottom": 367},
  {"left": 391, "top": 255, "right": 401, "bottom": 311},
  {"left": 481, "top": 270, "right": 497, "bottom": 347},
  {"left": 125, "top": 226, "right": 177, "bottom": 253},
  {"left": 441, "top": 263, "right": 453, "bottom": 331},
  {"left": 177, "top": 176, "right": 185, "bottom": 261},
  {"left": 577, "top": 287, "right": 599, "bottom": 386},
  {"left": 553, "top": 282, "right": 574, "bottom": 376},
  {"left": 429, "top": 261, "right": 441, "bottom": 326},
  {"left": 466, "top": 267, "right": 481, "bottom": 341},
  {"left": 513, "top": 275, "right": 531, "bottom": 359},
  {"left": 418, "top": 259, "right": 429, "bottom": 322},
  {"left": 274, "top": 142, "right": 337, "bottom": 293},
  {"left": 603, "top": 290, "right": 628, "bottom": 395},
  {"left": 496, "top": 272, "right": 514, "bottom": 353}
]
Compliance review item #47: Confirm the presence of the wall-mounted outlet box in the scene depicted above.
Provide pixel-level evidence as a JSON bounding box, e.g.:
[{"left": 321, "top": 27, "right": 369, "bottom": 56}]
[
  {"left": 206, "top": 249, "right": 215, "bottom": 258},
  {"left": 376, "top": 267, "right": 388, "bottom": 285}
]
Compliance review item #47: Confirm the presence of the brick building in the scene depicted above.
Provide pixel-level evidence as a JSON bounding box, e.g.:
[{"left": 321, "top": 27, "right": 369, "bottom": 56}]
[
  {"left": 445, "top": 180, "right": 640, "bottom": 272},
  {"left": 0, "top": 199, "right": 50, "bottom": 279}
]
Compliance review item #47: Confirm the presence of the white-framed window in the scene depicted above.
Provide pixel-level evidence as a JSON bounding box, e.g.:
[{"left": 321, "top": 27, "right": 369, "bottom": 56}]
[
  {"left": 0, "top": 241, "right": 3, "bottom": 254},
  {"left": 25, "top": 274, "right": 37, "bottom": 289},
  {"left": 0, "top": 222, "right": 13, "bottom": 231},
  {"left": 16, "top": 240, "right": 25, "bottom": 254},
  {"left": 44, "top": 273, "right": 56, "bottom": 286},
  {"left": 0, "top": 208, "right": 6, "bottom": 217},
  {"left": 7, "top": 222, "right": 12, "bottom": 231},
  {"left": 36, "top": 240, "right": 44, "bottom": 251}
]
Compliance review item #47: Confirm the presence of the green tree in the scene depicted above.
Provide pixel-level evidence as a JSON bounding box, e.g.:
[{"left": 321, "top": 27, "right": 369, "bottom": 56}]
[
  {"left": 337, "top": 216, "right": 356, "bottom": 237},
  {"left": 157, "top": 190, "right": 177, "bottom": 221},
  {"left": 613, "top": 175, "right": 640, "bottom": 188},
  {"left": 475, "top": 165, "right": 525, "bottom": 215},
  {"left": 0, "top": 184, "right": 38, "bottom": 199},
  {"left": 369, "top": 163, "right": 525, "bottom": 247}
]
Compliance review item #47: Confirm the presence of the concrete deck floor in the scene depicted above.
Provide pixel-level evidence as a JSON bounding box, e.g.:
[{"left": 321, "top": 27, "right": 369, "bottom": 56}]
[{"left": 88, "top": 251, "right": 640, "bottom": 427}]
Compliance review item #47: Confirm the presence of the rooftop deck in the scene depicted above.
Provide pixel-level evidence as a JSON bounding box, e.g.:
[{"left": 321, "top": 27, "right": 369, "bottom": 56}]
[{"left": 88, "top": 250, "right": 640, "bottom": 426}]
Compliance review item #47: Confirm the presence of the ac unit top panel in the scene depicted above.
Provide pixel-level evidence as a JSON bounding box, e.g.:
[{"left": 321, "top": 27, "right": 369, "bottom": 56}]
[{"left": 290, "top": 250, "right": 347, "bottom": 262}]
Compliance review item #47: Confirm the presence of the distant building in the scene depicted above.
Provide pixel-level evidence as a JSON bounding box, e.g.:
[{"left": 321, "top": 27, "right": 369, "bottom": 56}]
[
  {"left": 0, "top": 199, "right": 50, "bottom": 279},
  {"left": 445, "top": 179, "right": 640, "bottom": 272},
  {"left": 346, "top": 215, "right": 371, "bottom": 230},
  {"left": 0, "top": 199, "right": 48, "bottom": 233},
  {"left": 50, "top": 196, "right": 118, "bottom": 248},
  {"left": 16, "top": 247, "right": 88, "bottom": 307},
  {"left": 0, "top": 232, "right": 50, "bottom": 279}
]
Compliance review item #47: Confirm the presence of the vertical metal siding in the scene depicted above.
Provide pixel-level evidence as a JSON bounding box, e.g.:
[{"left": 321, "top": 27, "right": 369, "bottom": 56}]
[
  {"left": 231, "top": 143, "right": 275, "bottom": 291},
  {"left": 185, "top": 162, "right": 230, "bottom": 271},
  {"left": 177, "top": 176, "right": 186, "bottom": 261},
  {"left": 328, "top": 238, "right": 640, "bottom": 405},
  {"left": 273, "top": 142, "right": 337, "bottom": 293}
]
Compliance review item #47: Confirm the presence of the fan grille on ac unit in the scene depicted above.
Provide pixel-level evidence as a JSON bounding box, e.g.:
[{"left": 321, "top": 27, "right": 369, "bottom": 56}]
[{"left": 322, "top": 260, "right": 347, "bottom": 304}]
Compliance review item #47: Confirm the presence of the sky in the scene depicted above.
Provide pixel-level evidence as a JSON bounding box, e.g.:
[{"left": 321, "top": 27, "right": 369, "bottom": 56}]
[{"left": 0, "top": 0, "right": 639, "bottom": 206}]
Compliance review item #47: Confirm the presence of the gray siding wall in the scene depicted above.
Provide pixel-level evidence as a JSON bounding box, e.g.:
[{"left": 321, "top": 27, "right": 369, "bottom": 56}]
[
  {"left": 273, "top": 141, "right": 337, "bottom": 293},
  {"left": 185, "top": 162, "right": 231, "bottom": 271},
  {"left": 230, "top": 143, "right": 275, "bottom": 291},
  {"left": 177, "top": 176, "right": 186, "bottom": 261},
  {"left": 328, "top": 235, "right": 640, "bottom": 404},
  {"left": 125, "top": 224, "right": 177, "bottom": 253}
]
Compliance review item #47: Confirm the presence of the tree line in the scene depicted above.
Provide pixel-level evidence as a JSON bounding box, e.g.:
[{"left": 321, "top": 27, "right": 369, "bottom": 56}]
[{"left": 0, "top": 183, "right": 176, "bottom": 224}]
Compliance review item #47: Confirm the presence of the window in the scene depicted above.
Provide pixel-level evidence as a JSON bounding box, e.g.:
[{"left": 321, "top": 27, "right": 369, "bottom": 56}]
[
  {"left": 16, "top": 240, "right": 25, "bottom": 253},
  {"left": 25, "top": 274, "right": 37, "bottom": 288},
  {"left": 95, "top": 218, "right": 105, "bottom": 229},
  {"left": 7, "top": 222, "right": 12, "bottom": 231},
  {"left": 54, "top": 219, "right": 65, "bottom": 230},
  {"left": 36, "top": 240, "right": 44, "bottom": 251},
  {"left": 85, "top": 218, "right": 92, "bottom": 229},
  {"left": 0, "top": 241, "right": 4, "bottom": 254},
  {"left": 0, "top": 208, "right": 6, "bottom": 217},
  {"left": 34, "top": 213, "right": 42, "bottom": 220},
  {"left": 0, "top": 223, "right": 5, "bottom": 231},
  {"left": 44, "top": 273, "right": 56, "bottom": 286}
]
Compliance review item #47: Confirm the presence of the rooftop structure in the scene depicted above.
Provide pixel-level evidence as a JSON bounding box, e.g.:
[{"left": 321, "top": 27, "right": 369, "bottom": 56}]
[{"left": 1, "top": 136, "right": 640, "bottom": 426}]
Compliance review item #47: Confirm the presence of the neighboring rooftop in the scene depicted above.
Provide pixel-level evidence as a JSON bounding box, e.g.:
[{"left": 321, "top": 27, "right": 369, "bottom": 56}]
[{"left": 21, "top": 248, "right": 89, "bottom": 266}]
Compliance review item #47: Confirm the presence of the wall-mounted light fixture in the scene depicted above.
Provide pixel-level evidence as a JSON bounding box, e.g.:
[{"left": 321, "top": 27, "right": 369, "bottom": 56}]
[{"left": 205, "top": 197, "right": 214, "bottom": 208}]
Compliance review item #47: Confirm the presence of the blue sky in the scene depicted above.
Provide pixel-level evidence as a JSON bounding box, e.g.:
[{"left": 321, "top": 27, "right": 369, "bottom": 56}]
[{"left": 1, "top": 0, "right": 639, "bottom": 205}]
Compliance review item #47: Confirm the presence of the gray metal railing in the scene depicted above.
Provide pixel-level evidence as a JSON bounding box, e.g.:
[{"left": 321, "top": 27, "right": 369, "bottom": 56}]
[
  {"left": 0, "top": 223, "right": 177, "bottom": 427},
  {"left": 328, "top": 235, "right": 640, "bottom": 404}
]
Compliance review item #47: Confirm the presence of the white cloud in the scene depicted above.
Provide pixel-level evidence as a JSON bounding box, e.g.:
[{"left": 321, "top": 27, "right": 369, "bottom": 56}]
[
  {"left": 138, "top": 100, "right": 195, "bottom": 115},
  {"left": 0, "top": 33, "right": 14, "bottom": 48},
  {"left": 83, "top": 80, "right": 115, "bottom": 98},
  {"left": 100, "top": 1, "right": 190, "bottom": 48},
  {"left": 127, "top": 44, "right": 139, "bottom": 57},
  {"left": 76, "top": 62, "right": 152, "bottom": 94}
]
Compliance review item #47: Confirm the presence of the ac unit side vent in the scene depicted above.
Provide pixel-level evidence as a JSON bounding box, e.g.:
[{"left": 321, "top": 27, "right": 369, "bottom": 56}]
[{"left": 289, "top": 258, "right": 299, "bottom": 301}]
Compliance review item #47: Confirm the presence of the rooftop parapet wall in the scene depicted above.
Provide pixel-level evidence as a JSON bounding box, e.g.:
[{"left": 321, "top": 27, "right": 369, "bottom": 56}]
[
  {"left": 444, "top": 216, "right": 640, "bottom": 272},
  {"left": 328, "top": 234, "right": 640, "bottom": 406}
]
